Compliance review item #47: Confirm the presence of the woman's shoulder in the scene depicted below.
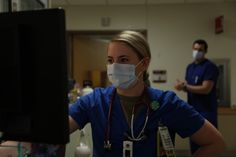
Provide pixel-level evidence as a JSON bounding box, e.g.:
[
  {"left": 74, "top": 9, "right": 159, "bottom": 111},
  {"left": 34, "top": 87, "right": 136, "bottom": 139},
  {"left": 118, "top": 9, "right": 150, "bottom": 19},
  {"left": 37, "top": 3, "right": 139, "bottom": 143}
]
[
  {"left": 78, "top": 86, "right": 114, "bottom": 103},
  {"left": 148, "top": 87, "right": 177, "bottom": 99},
  {"left": 93, "top": 86, "right": 114, "bottom": 96},
  {"left": 147, "top": 87, "right": 180, "bottom": 107}
]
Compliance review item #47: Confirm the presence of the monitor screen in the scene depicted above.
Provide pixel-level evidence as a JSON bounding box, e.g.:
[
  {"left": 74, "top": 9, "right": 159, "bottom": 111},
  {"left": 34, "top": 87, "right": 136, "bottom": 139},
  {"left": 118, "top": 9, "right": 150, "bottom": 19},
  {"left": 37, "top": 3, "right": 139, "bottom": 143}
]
[{"left": 0, "top": 8, "right": 69, "bottom": 144}]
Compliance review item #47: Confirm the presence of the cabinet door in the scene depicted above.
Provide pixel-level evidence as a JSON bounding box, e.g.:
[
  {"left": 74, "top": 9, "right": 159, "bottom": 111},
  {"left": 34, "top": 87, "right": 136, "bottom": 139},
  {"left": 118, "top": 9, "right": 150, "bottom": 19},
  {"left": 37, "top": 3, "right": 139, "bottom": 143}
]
[
  {"left": 212, "top": 58, "right": 230, "bottom": 107},
  {"left": 72, "top": 35, "right": 108, "bottom": 87}
]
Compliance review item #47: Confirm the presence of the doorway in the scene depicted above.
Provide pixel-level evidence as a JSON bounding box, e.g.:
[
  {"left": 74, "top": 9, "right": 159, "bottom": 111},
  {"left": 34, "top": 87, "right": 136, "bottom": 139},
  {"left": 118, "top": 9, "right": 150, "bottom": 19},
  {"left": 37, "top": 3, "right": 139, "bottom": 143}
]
[{"left": 67, "top": 30, "right": 147, "bottom": 89}]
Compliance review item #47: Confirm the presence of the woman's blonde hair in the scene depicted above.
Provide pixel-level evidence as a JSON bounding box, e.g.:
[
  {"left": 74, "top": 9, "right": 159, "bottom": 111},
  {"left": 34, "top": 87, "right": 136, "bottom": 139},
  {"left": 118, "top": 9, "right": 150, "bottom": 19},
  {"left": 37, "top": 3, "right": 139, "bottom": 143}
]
[
  {"left": 111, "top": 30, "right": 151, "bottom": 59},
  {"left": 110, "top": 30, "right": 151, "bottom": 86}
]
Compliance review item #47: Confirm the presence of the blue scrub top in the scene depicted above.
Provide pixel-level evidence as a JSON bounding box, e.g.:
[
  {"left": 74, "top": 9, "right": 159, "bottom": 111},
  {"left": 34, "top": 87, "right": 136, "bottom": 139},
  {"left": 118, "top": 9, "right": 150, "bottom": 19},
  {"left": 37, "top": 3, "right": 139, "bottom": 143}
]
[
  {"left": 185, "top": 59, "right": 219, "bottom": 114},
  {"left": 69, "top": 86, "right": 204, "bottom": 157}
]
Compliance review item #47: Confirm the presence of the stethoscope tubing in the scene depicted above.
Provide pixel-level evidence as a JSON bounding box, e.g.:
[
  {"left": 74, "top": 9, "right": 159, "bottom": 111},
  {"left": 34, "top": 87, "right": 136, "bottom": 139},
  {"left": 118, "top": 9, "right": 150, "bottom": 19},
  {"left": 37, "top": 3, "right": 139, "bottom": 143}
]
[{"left": 104, "top": 87, "right": 150, "bottom": 149}]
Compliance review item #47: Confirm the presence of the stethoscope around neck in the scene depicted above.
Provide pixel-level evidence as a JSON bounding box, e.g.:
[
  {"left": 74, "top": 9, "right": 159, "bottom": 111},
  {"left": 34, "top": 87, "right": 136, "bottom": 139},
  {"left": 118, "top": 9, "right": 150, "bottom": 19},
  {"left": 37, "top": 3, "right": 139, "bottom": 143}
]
[{"left": 104, "top": 87, "right": 150, "bottom": 151}]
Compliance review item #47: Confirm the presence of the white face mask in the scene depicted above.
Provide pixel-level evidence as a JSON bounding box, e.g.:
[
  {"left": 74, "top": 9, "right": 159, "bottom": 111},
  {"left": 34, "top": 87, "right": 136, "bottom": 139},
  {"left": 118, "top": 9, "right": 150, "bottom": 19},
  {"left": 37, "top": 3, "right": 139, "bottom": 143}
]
[
  {"left": 192, "top": 50, "right": 204, "bottom": 60},
  {"left": 107, "top": 61, "right": 143, "bottom": 89}
]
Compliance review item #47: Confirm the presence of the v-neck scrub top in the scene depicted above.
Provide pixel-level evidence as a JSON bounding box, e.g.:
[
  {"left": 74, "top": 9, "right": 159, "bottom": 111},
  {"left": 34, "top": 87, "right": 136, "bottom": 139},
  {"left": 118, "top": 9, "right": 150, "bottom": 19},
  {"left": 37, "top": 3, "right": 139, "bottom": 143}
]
[
  {"left": 185, "top": 59, "right": 219, "bottom": 127},
  {"left": 69, "top": 86, "right": 204, "bottom": 157}
]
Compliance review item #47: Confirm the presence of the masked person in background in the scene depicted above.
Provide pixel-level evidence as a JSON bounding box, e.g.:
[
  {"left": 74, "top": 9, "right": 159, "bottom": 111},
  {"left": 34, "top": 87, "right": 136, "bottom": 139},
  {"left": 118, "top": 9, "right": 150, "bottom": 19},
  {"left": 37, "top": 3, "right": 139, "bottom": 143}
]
[
  {"left": 174, "top": 39, "right": 220, "bottom": 154},
  {"left": 69, "top": 31, "right": 225, "bottom": 157}
]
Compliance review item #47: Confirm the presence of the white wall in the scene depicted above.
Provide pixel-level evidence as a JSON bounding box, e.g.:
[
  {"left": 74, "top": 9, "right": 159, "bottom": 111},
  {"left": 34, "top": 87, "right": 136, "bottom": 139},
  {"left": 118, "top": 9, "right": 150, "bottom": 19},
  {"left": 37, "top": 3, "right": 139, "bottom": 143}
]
[
  {"left": 58, "top": 2, "right": 236, "bottom": 154},
  {"left": 63, "top": 3, "right": 236, "bottom": 104},
  {"left": 147, "top": 3, "right": 236, "bottom": 103},
  {"left": 64, "top": 5, "right": 147, "bottom": 30}
]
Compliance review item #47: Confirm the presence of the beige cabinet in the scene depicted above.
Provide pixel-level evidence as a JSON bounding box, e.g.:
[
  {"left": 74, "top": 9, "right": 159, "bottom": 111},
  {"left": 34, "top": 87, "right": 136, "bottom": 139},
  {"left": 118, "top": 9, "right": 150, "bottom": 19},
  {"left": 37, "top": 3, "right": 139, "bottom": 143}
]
[{"left": 70, "top": 34, "right": 109, "bottom": 88}]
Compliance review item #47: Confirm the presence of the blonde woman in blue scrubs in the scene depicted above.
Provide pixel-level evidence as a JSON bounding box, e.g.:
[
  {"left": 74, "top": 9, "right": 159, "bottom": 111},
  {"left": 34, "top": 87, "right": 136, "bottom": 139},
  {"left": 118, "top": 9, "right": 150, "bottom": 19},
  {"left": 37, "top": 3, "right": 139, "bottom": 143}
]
[{"left": 69, "top": 30, "right": 226, "bottom": 157}]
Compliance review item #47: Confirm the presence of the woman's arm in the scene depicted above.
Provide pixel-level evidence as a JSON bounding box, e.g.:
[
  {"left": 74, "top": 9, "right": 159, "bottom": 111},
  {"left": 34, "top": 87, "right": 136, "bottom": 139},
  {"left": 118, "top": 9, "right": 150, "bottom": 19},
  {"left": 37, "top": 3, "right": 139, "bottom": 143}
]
[
  {"left": 69, "top": 116, "right": 80, "bottom": 133},
  {"left": 191, "top": 120, "right": 226, "bottom": 157}
]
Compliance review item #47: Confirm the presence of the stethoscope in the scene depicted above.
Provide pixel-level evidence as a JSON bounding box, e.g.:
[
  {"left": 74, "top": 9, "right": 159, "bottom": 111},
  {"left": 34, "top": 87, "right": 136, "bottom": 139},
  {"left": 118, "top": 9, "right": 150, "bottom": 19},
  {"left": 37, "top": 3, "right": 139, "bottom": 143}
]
[{"left": 104, "top": 87, "right": 150, "bottom": 150}]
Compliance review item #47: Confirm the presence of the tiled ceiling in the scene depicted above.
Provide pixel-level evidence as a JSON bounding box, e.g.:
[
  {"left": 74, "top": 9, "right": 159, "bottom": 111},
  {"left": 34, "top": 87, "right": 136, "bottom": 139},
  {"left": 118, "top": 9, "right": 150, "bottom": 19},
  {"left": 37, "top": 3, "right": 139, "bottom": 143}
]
[{"left": 51, "top": 0, "right": 236, "bottom": 6}]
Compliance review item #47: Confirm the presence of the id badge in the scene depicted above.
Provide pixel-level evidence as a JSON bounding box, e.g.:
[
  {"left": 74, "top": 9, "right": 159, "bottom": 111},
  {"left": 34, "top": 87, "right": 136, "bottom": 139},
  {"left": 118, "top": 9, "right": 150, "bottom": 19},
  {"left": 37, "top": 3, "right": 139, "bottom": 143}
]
[
  {"left": 123, "top": 140, "right": 133, "bottom": 157},
  {"left": 158, "top": 126, "right": 176, "bottom": 157}
]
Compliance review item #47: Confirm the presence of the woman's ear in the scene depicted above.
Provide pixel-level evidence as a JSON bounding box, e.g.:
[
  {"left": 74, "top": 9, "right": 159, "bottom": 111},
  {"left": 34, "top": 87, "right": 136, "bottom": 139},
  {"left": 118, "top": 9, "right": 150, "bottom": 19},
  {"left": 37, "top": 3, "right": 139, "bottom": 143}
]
[{"left": 142, "top": 57, "right": 150, "bottom": 70}]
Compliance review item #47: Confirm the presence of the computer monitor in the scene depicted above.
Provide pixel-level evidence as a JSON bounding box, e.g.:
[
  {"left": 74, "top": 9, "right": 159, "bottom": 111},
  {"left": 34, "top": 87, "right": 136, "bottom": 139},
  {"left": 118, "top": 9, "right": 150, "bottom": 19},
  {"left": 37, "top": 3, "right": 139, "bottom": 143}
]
[{"left": 0, "top": 8, "right": 69, "bottom": 144}]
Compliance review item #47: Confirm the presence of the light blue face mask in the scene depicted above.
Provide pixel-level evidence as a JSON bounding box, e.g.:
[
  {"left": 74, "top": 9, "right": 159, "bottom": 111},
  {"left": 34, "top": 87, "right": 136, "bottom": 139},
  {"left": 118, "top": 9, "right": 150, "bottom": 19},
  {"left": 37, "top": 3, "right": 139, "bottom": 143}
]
[
  {"left": 107, "top": 61, "right": 143, "bottom": 89},
  {"left": 192, "top": 50, "right": 204, "bottom": 60}
]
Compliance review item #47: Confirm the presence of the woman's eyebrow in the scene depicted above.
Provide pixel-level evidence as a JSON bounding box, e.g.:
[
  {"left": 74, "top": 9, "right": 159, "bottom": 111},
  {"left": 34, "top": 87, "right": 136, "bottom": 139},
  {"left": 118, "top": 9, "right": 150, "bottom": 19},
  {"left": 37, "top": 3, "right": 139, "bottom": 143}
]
[
  {"left": 118, "top": 55, "right": 129, "bottom": 58},
  {"left": 107, "top": 55, "right": 129, "bottom": 58}
]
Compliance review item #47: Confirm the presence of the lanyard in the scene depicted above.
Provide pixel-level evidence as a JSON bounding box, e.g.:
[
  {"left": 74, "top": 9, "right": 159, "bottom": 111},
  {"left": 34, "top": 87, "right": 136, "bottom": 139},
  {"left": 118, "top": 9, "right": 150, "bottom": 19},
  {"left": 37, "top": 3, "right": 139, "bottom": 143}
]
[{"left": 104, "top": 87, "right": 150, "bottom": 150}]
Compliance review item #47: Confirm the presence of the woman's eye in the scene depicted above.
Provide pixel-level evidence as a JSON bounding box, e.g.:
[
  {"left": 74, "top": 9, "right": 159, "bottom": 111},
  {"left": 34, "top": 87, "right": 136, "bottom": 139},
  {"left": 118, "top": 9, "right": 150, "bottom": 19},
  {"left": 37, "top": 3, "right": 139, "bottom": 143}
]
[
  {"left": 120, "top": 58, "right": 128, "bottom": 63},
  {"left": 107, "top": 58, "right": 113, "bottom": 64}
]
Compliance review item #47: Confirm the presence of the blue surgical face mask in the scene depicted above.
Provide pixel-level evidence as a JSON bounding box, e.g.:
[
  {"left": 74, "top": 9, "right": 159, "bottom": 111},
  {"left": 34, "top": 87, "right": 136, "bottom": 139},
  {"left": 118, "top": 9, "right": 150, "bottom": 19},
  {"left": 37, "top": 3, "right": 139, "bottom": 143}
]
[
  {"left": 107, "top": 60, "right": 143, "bottom": 89},
  {"left": 192, "top": 50, "right": 204, "bottom": 60}
]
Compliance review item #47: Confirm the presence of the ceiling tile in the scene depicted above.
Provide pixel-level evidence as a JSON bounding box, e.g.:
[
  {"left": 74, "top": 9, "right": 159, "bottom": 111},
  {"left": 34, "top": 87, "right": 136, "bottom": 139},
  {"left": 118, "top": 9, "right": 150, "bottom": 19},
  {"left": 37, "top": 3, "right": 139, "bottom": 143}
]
[
  {"left": 51, "top": 0, "right": 234, "bottom": 6},
  {"left": 148, "top": 0, "right": 185, "bottom": 4},
  {"left": 67, "top": 0, "right": 107, "bottom": 5},
  {"left": 108, "top": 0, "right": 146, "bottom": 5},
  {"left": 186, "top": 0, "right": 224, "bottom": 3}
]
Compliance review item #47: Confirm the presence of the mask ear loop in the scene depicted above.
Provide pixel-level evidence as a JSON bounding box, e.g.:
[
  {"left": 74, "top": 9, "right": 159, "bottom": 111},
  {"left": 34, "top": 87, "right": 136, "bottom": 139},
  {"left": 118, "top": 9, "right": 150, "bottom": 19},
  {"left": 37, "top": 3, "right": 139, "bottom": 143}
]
[{"left": 135, "top": 58, "right": 148, "bottom": 82}]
